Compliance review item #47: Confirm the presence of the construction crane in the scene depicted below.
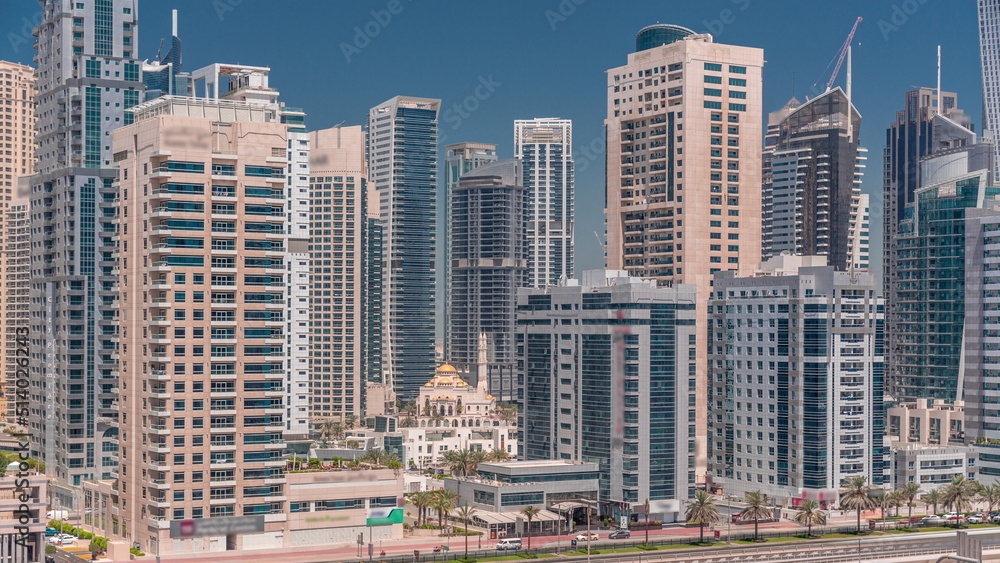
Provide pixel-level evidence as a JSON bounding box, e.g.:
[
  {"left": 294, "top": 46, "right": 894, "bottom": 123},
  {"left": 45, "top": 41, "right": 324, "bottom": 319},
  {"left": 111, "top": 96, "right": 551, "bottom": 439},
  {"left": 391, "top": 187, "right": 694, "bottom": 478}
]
[{"left": 824, "top": 17, "right": 863, "bottom": 92}]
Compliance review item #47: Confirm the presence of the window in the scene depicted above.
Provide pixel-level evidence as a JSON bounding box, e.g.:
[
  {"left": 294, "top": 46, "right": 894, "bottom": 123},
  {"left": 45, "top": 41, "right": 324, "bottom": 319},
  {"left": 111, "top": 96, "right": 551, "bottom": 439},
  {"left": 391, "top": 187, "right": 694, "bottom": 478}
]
[
  {"left": 729, "top": 103, "right": 747, "bottom": 111},
  {"left": 729, "top": 91, "right": 746, "bottom": 99},
  {"left": 704, "top": 101, "right": 722, "bottom": 109},
  {"left": 704, "top": 88, "right": 722, "bottom": 97},
  {"left": 705, "top": 63, "right": 722, "bottom": 71},
  {"left": 729, "top": 78, "right": 746, "bottom": 86},
  {"left": 729, "top": 65, "right": 746, "bottom": 73},
  {"left": 704, "top": 75, "right": 722, "bottom": 84}
]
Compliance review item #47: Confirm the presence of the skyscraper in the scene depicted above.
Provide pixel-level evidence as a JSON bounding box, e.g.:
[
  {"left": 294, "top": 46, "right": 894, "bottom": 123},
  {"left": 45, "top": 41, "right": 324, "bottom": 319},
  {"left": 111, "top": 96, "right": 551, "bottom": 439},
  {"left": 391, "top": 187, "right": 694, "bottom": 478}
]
[
  {"left": 0, "top": 62, "right": 35, "bottom": 419},
  {"left": 112, "top": 64, "right": 308, "bottom": 555},
  {"left": 448, "top": 159, "right": 526, "bottom": 384},
  {"left": 141, "top": 9, "right": 185, "bottom": 100},
  {"left": 889, "top": 141, "right": 996, "bottom": 403},
  {"left": 979, "top": 0, "right": 1000, "bottom": 171},
  {"left": 514, "top": 118, "right": 574, "bottom": 288},
  {"left": 28, "top": 0, "right": 144, "bottom": 508},
  {"left": 517, "top": 270, "right": 698, "bottom": 509},
  {"left": 309, "top": 126, "right": 366, "bottom": 419},
  {"left": 367, "top": 96, "right": 440, "bottom": 400},
  {"left": 604, "top": 25, "right": 764, "bottom": 478},
  {"left": 761, "top": 88, "right": 869, "bottom": 270},
  {"left": 443, "top": 142, "right": 498, "bottom": 360},
  {"left": 708, "top": 255, "right": 885, "bottom": 503}
]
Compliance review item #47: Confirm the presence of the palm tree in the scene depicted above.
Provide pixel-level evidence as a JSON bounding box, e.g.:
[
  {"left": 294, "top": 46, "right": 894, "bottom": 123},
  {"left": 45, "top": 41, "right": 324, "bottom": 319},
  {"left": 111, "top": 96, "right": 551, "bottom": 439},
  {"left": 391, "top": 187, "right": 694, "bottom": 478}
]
[
  {"left": 794, "top": 500, "right": 826, "bottom": 537},
  {"left": 943, "top": 475, "right": 981, "bottom": 522},
  {"left": 455, "top": 505, "right": 478, "bottom": 559},
  {"left": 486, "top": 448, "right": 511, "bottom": 462},
  {"left": 410, "top": 491, "right": 432, "bottom": 527},
  {"left": 684, "top": 490, "right": 720, "bottom": 544},
  {"left": 319, "top": 418, "right": 343, "bottom": 443},
  {"left": 874, "top": 490, "right": 890, "bottom": 528},
  {"left": 432, "top": 489, "right": 461, "bottom": 529},
  {"left": 468, "top": 449, "right": 488, "bottom": 476},
  {"left": 740, "top": 490, "right": 772, "bottom": 541},
  {"left": 922, "top": 488, "right": 943, "bottom": 516},
  {"left": 345, "top": 414, "right": 359, "bottom": 429},
  {"left": 643, "top": 498, "right": 650, "bottom": 547},
  {"left": 888, "top": 490, "right": 904, "bottom": 518},
  {"left": 979, "top": 483, "right": 1000, "bottom": 519},
  {"left": 442, "top": 450, "right": 470, "bottom": 477},
  {"left": 521, "top": 506, "right": 541, "bottom": 552},
  {"left": 840, "top": 476, "right": 877, "bottom": 533},
  {"left": 400, "top": 417, "right": 418, "bottom": 428},
  {"left": 897, "top": 482, "right": 922, "bottom": 527}
]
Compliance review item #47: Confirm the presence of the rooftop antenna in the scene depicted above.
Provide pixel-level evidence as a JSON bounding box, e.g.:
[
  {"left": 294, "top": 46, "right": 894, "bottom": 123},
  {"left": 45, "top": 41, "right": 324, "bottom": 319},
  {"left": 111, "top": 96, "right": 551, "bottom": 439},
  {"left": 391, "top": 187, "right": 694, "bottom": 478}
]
[
  {"left": 791, "top": 70, "right": 795, "bottom": 99},
  {"left": 937, "top": 45, "right": 942, "bottom": 115}
]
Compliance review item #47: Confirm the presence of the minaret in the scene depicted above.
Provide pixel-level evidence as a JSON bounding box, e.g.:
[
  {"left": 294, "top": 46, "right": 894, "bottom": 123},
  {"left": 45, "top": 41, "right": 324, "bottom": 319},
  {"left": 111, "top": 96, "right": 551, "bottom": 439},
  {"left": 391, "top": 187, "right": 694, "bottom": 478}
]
[{"left": 476, "top": 332, "right": 489, "bottom": 392}]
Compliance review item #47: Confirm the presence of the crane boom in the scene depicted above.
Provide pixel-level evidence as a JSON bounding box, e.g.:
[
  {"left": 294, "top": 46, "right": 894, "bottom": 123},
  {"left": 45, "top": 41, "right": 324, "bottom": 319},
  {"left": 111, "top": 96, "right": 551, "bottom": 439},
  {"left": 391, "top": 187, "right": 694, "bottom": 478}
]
[{"left": 826, "top": 17, "right": 862, "bottom": 92}]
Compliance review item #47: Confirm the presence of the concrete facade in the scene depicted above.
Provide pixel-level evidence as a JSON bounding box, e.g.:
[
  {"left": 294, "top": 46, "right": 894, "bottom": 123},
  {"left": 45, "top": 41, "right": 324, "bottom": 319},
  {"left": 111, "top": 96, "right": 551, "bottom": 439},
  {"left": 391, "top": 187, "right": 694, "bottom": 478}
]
[{"left": 0, "top": 474, "right": 46, "bottom": 563}]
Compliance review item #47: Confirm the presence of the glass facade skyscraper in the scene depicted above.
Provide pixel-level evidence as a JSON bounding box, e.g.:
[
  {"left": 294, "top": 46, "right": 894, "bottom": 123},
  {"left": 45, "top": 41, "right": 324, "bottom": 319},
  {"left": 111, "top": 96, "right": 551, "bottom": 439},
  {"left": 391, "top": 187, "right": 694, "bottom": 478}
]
[
  {"left": 28, "top": 0, "right": 144, "bottom": 509},
  {"left": 367, "top": 96, "right": 441, "bottom": 400},
  {"left": 980, "top": 0, "right": 1000, "bottom": 171}
]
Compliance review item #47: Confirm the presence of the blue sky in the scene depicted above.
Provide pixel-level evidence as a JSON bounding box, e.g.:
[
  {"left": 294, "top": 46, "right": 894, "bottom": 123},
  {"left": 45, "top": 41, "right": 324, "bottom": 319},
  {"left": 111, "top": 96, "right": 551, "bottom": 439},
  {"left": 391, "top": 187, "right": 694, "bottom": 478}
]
[{"left": 0, "top": 0, "right": 984, "bottom": 279}]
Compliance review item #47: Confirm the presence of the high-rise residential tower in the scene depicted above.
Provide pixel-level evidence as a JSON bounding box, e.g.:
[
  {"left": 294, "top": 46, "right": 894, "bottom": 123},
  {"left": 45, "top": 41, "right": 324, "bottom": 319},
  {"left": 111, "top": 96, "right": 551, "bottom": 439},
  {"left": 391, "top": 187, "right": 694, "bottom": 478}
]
[
  {"left": 367, "top": 96, "right": 440, "bottom": 400},
  {"left": 517, "top": 270, "right": 698, "bottom": 511},
  {"left": 448, "top": 159, "right": 526, "bottom": 385},
  {"left": 708, "top": 255, "right": 885, "bottom": 504},
  {"left": 762, "top": 88, "right": 869, "bottom": 270},
  {"left": 309, "top": 126, "right": 366, "bottom": 419},
  {"left": 604, "top": 25, "right": 764, "bottom": 479},
  {"left": 28, "top": 0, "right": 144, "bottom": 508},
  {"left": 889, "top": 141, "right": 996, "bottom": 403},
  {"left": 112, "top": 64, "right": 308, "bottom": 555},
  {"left": 514, "top": 118, "right": 574, "bottom": 288},
  {"left": 979, "top": 0, "right": 1000, "bottom": 171},
  {"left": 0, "top": 62, "right": 35, "bottom": 419},
  {"left": 443, "top": 142, "right": 498, "bottom": 360}
]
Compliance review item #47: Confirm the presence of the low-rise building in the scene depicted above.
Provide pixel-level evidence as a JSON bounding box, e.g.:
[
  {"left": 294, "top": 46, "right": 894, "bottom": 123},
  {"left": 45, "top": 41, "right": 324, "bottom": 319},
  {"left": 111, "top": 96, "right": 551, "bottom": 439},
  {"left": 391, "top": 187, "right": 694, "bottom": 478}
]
[
  {"left": 0, "top": 472, "right": 46, "bottom": 562},
  {"left": 889, "top": 443, "right": 977, "bottom": 489}
]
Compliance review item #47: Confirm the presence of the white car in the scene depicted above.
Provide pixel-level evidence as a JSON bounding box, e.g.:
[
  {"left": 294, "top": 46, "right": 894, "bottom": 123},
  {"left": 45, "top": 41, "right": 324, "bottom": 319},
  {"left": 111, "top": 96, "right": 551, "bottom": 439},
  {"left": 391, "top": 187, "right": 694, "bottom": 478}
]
[
  {"left": 576, "top": 532, "right": 599, "bottom": 541},
  {"left": 967, "top": 513, "right": 984, "bottom": 524}
]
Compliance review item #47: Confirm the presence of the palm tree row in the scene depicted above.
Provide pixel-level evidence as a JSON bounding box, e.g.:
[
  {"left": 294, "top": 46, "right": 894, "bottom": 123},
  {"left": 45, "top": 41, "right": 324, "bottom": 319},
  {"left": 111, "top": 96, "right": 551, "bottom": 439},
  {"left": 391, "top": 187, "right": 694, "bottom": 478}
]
[
  {"left": 442, "top": 447, "right": 511, "bottom": 477},
  {"left": 359, "top": 448, "right": 403, "bottom": 469},
  {"left": 409, "top": 489, "right": 462, "bottom": 529}
]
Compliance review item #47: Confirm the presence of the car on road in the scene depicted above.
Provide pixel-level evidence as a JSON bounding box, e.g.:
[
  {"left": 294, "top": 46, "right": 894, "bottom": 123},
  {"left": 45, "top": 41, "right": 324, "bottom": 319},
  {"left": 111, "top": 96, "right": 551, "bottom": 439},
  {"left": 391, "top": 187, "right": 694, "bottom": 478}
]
[
  {"left": 919, "top": 515, "right": 945, "bottom": 525},
  {"left": 967, "top": 513, "right": 985, "bottom": 524},
  {"left": 943, "top": 512, "right": 964, "bottom": 522},
  {"left": 576, "top": 532, "right": 599, "bottom": 541},
  {"left": 44, "top": 527, "right": 58, "bottom": 537},
  {"left": 609, "top": 530, "right": 631, "bottom": 539}
]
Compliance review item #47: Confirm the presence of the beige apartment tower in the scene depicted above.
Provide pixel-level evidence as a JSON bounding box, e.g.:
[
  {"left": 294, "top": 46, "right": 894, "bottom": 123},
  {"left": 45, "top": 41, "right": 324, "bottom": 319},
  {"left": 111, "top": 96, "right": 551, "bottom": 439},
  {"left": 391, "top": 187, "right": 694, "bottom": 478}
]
[
  {"left": 113, "top": 99, "right": 298, "bottom": 555},
  {"left": 605, "top": 25, "right": 764, "bottom": 482},
  {"left": 309, "top": 126, "right": 366, "bottom": 419},
  {"left": 0, "top": 61, "right": 35, "bottom": 418}
]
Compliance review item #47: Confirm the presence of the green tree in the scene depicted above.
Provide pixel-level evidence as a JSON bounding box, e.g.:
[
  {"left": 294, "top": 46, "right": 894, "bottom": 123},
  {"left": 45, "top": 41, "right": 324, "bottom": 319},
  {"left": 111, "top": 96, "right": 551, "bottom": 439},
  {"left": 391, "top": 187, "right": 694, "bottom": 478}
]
[
  {"left": 319, "top": 418, "right": 344, "bottom": 443},
  {"left": 793, "top": 500, "right": 826, "bottom": 537},
  {"left": 432, "top": 489, "right": 460, "bottom": 529},
  {"left": 840, "top": 476, "right": 877, "bottom": 533},
  {"left": 410, "top": 491, "right": 433, "bottom": 527},
  {"left": 921, "top": 488, "right": 943, "bottom": 516},
  {"left": 643, "top": 498, "right": 650, "bottom": 546},
  {"left": 455, "top": 505, "right": 478, "bottom": 560},
  {"left": 897, "top": 482, "right": 922, "bottom": 527},
  {"left": 0, "top": 451, "right": 16, "bottom": 477},
  {"left": 400, "top": 417, "right": 418, "bottom": 428},
  {"left": 485, "top": 448, "right": 511, "bottom": 462},
  {"left": 739, "top": 491, "right": 772, "bottom": 541},
  {"left": 943, "top": 475, "right": 981, "bottom": 521},
  {"left": 520, "top": 505, "right": 541, "bottom": 552},
  {"left": 467, "top": 449, "right": 488, "bottom": 476},
  {"left": 89, "top": 539, "right": 101, "bottom": 560},
  {"left": 684, "top": 490, "right": 719, "bottom": 544},
  {"left": 873, "top": 490, "right": 891, "bottom": 528},
  {"left": 979, "top": 483, "right": 1000, "bottom": 520}
]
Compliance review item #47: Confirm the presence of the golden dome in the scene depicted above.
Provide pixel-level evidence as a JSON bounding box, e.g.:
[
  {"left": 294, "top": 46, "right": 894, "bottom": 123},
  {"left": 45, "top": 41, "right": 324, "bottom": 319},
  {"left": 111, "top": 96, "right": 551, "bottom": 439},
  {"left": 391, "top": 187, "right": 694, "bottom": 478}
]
[
  {"left": 437, "top": 377, "right": 453, "bottom": 385},
  {"left": 437, "top": 364, "right": 458, "bottom": 373}
]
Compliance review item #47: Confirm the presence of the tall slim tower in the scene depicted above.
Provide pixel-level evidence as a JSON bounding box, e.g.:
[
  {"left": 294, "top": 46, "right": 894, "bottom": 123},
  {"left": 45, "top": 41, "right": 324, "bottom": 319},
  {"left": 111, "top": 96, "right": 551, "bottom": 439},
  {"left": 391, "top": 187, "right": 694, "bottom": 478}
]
[
  {"left": 113, "top": 64, "right": 308, "bottom": 555},
  {"left": 443, "top": 142, "right": 498, "bottom": 360},
  {"left": 28, "top": 0, "right": 144, "bottom": 508},
  {"left": 979, "top": 0, "right": 1000, "bottom": 171},
  {"left": 309, "top": 126, "right": 366, "bottom": 419},
  {"left": 604, "top": 25, "right": 764, "bottom": 480},
  {"left": 367, "top": 96, "right": 440, "bottom": 400},
  {"left": 0, "top": 62, "right": 36, "bottom": 418},
  {"left": 514, "top": 118, "right": 574, "bottom": 288},
  {"left": 448, "top": 159, "right": 526, "bottom": 381},
  {"left": 761, "top": 88, "right": 868, "bottom": 270}
]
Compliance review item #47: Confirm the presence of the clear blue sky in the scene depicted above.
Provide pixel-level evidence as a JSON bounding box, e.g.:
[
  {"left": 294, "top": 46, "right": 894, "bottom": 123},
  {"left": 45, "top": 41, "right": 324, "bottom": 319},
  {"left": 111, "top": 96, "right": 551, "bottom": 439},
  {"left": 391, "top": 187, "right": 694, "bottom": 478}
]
[{"left": 0, "top": 0, "right": 983, "bottom": 280}]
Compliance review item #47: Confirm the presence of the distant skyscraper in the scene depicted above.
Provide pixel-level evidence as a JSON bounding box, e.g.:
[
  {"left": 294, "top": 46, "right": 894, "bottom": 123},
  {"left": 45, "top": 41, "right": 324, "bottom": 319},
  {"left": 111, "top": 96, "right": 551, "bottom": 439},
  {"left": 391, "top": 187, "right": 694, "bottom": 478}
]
[
  {"left": 514, "top": 118, "right": 574, "bottom": 288},
  {"left": 709, "top": 255, "right": 885, "bottom": 502},
  {"left": 0, "top": 62, "right": 35, "bottom": 419},
  {"left": 889, "top": 141, "right": 996, "bottom": 403},
  {"left": 28, "top": 0, "right": 144, "bottom": 509},
  {"left": 113, "top": 64, "right": 307, "bottom": 556},
  {"left": 979, "top": 0, "right": 1000, "bottom": 171},
  {"left": 448, "top": 159, "right": 526, "bottom": 385},
  {"left": 367, "top": 96, "right": 441, "bottom": 400},
  {"left": 142, "top": 9, "right": 185, "bottom": 99},
  {"left": 518, "top": 270, "right": 698, "bottom": 506},
  {"left": 605, "top": 26, "right": 764, "bottom": 477},
  {"left": 444, "top": 142, "right": 498, "bottom": 360},
  {"left": 309, "top": 126, "right": 366, "bottom": 419},
  {"left": 762, "top": 88, "right": 869, "bottom": 270}
]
